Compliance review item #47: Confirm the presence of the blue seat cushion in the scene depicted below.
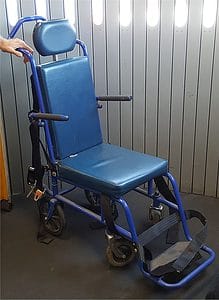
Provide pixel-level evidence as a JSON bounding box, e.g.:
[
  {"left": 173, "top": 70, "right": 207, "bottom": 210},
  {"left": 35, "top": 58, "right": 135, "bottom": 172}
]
[{"left": 58, "top": 143, "right": 168, "bottom": 196}]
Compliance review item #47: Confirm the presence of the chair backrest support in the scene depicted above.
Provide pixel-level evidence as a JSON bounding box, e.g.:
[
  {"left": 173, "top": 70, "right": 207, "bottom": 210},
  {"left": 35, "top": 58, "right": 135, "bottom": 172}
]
[{"left": 33, "top": 19, "right": 103, "bottom": 160}]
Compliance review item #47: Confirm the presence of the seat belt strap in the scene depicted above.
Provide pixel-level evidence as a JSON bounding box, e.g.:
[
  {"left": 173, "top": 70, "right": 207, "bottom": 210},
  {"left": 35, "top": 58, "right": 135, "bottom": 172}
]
[
  {"left": 39, "top": 139, "right": 55, "bottom": 171},
  {"left": 154, "top": 176, "right": 179, "bottom": 244},
  {"left": 154, "top": 176, "right": 176, "bottom": 209},
  {"left": 101, "top": 195, "right": 117, "bottom": 234},
  {"left": 30, "top": 74, "right": 39, "bottom": 112},
  {"left": 138, "top": 212, "right": 180, "bottom": 246},
  {"left": 138, "top": 212, "right": 180, "bottom": 263},
  {"left": 29, "top": 121, "right": 44, "bottom": 190},
  {"left": 171, "top": 210, "right": 207, "bottom": 273}
]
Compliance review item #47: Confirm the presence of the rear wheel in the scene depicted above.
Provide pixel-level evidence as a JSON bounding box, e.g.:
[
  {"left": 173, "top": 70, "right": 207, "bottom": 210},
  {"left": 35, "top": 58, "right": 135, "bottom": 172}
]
[{"left": 38, "top": 196, "right": 65, "bottom": 236}]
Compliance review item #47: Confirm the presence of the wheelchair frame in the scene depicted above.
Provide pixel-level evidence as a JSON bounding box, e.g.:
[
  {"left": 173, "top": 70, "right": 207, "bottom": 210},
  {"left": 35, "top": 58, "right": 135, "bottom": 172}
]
[{"left": 8, "top": 16, "right": 215, "bottom": 289}]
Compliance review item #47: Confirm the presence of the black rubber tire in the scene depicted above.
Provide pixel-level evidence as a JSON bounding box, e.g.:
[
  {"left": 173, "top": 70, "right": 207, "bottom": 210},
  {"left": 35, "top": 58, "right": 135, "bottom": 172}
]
[
  {"left": 106, "top": 239, "right": 136, "bottom": 267},
  {"left": 149, "top": 208, "right": 163, "bottom": 224},
  {"left": 84, "top": 190, "right": 100, "bottom": 206},
  {"left": 84, "top": 190, "right": 118, "bottom": 220},
  {"left": 38, "top": 196, "right": 66, "bottom": 236}
]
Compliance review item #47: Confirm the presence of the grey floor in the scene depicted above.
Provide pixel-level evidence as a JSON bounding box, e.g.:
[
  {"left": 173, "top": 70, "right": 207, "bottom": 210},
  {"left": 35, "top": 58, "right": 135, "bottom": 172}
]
[{"left": 1, "top": 189, "right": 219, "bottom": 299}]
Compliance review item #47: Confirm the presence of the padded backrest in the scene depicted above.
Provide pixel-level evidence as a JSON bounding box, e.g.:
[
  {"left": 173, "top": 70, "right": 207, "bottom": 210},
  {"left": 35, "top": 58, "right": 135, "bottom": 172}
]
[
  {"left": 37, "top": 57, "right": 103, "bottom": 159},
  {"left": 33, "top": 19, "right": 77, "bottom": 56}
]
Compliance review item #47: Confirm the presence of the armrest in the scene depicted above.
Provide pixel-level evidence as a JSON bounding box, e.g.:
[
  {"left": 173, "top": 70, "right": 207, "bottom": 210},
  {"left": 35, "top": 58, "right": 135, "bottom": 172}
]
[
  {"left": 29, "top": 112, "right": 69, "bottom": 121},
  {"left": 96, "top": 96, "right": 133, "bottom": 102}
]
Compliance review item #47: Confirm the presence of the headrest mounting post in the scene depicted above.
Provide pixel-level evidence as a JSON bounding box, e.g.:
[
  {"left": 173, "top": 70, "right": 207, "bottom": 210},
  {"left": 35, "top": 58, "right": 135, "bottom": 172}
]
[{"left": 53, "top": 55, "right": 58, "bottom": 62}]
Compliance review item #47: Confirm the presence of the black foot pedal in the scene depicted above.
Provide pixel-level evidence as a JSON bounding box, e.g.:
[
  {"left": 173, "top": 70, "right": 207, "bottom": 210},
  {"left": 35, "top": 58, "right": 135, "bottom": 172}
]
[{"left": 37, "top": 223, "right": 54, "bottom": 244}]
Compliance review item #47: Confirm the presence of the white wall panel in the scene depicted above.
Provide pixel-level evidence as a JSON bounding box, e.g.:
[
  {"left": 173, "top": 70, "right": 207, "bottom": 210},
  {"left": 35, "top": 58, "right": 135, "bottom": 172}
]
[
  {"left": 169, "top": 11, "right": 188, "bottom": 183},
  {"left": 1, "top": 0, "right": 219, "bottom": 198},
  {"left": 105, "top": 0, "right": 120, "bottom": 145},
  {"left": 77, "top": 0, "right": 94, "bottom": 71},
  {"left": 120, "top": 1, "right": 133, "bottom": 149},
  {"left": 157, "top": 0, "right": 174, "bottom": 160},
  {"left": 205, "top": 7, "right": 219, "bottom": 196},
  {"left": 181, "top": 0, "right": 203, "bottom": 192},
  {"left": 132, "top": 0, "right": 146, "bottom": 153},
  {"left": 92, "top": 0, "right": 108, "bottom": 141},
  {"left": 193, "top": 12, "right": 217, "bottom": 194},
  {"left": 145, "top": 0, "right": 160, "bottom": 156}
]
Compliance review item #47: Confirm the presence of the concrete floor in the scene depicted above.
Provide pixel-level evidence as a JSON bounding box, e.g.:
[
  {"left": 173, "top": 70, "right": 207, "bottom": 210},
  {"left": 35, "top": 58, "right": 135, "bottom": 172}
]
[{"left": 1, "top": 189, "right": 218, "bottom": 299}]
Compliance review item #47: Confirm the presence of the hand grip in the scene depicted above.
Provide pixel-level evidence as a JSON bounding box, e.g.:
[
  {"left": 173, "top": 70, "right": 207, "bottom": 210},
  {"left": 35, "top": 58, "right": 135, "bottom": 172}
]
[
  {"left": 97, "top": 96, "right": 133, "bottom": 102},
  {"left": 29, "top": 112, "right": 69, "bottom": 121}
]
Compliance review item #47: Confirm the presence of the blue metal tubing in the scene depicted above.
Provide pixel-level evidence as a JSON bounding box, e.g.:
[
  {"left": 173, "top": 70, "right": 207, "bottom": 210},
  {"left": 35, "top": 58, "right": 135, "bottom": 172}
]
[
  {"left": 44, "top": 182, "right": 215, "bottom": 288},
  {"left": 148, "top": 180, "right": 154, "bottom": 196},
  {"left": 43, "top": 183, "right": 76, "bottom": 196},
  {"left": 51, "top": 174, "right": 59, "bottom": 196},
  {"left": 154, "top": 195, "right": 178, "bottom": 210},
  {"left": 139, "top": 243, "right": 215, "bottom": 288},
  {"left": 47, "top": 197, "right": 56, "bottom": 219},
  {"left": 167, "top": 172, "right": 192, "bottom": 241},
  {"left": 46, "top": 179, "right": 139, "bottom": 243},
  {"left": 17, "top": 49, "right": 57, "bottom": 165},
  {"left": 134, "top": 175, "right": 215, "bottom": 288},
  {"left": 9, "top": 19, "right": 56, "bottom": 165},
  {"left": 134, "top": 186, "right": 179, "bottom": 211},
  {"left": 115, "top": 197, "right": 139, "bottom": 243},
  {"left": 76, "top": 39, "right": 88, "bottom": 56},
  {"left": 45, "top": 188, "right": 133, "bottom": 239},
  {"left": 8, "top": 16, "right": 46, "bottom": 39},
  {"left": 58, "top": 186, "right": 77, "bottom": 196},
  {"left": 136, "top": 173, "right": 193, "bottom": 241},
  {"left": 10, "top": 16, "right": 215, "bottom": 288},
  {"left": 10, "top": 29, "right": 89, "bottom": 170},
  {"left": 46, "top": 188, "right": 215, "bottom": 289}
]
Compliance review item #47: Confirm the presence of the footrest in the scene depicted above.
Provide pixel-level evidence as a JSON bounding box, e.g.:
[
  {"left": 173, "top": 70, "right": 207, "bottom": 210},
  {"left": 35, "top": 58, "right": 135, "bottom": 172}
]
[
  {"left": 150, "top": 241, "right": 190, "bottom": 272},
  {"left": 138, "top": 210, "right": 208, "bottom": 278}
]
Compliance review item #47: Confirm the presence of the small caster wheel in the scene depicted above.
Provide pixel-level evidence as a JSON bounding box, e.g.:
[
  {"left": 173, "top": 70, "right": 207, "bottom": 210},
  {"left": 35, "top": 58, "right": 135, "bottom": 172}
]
[
  {"left": 38, "top": 195, "right": 65, "bottom": 236},
  {"left": 84, "top": 190, "right": 118, "bottom": 220},
  {"left": 149, "top": 205, "right": 164, "bottom": 223},
  {"left": 84, "top": 190, "right": 100, "bottom": 207},
  {"left": 106, "top": 238, "right": 136, "bottom": 267}
]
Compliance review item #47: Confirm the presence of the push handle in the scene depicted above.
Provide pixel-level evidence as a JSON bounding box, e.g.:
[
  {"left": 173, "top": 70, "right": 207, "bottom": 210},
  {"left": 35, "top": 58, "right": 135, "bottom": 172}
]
[
  {"left": 8, "top": 16, "right": 46, "bottom": 39},
  {"left": 29, "top": 112, "right": 69, "bottom": 121}
]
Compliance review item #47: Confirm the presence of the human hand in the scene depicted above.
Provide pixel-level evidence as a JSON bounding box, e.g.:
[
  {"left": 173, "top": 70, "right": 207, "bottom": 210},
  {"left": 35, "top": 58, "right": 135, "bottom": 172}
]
[{"left": 0, "top": 37, "right": 33, "bottom": 63}]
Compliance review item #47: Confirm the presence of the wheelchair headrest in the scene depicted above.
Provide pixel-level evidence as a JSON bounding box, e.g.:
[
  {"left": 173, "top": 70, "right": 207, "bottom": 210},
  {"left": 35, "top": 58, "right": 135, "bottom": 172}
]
[{"left": 33, "top": 19, "right": 77, "bottom": 56}]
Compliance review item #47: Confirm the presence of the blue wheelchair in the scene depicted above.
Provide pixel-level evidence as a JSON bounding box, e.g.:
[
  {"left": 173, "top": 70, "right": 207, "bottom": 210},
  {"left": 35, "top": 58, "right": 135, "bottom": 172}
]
[{"left": 9, "top": 16, "right": 215, "bottom": 289}]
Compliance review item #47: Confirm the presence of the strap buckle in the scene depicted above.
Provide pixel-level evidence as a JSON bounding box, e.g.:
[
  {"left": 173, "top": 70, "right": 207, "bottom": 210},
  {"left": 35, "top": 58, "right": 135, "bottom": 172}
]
[
  {"left": 34, "top": 189, "right": 45, "bottom": 201},
  {"left": 26, "top": 181, "right": 36, "bottom": 198}
]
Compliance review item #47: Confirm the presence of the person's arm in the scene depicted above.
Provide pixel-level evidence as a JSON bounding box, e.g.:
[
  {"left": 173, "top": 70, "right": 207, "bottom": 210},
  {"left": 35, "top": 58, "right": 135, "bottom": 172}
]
[{"left": 0, "top": 37, "right": 33, "bottom": 62}]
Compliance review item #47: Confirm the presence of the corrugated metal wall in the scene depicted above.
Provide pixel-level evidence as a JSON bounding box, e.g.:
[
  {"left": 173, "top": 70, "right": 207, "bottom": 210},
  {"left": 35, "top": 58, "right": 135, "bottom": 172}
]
[{"left": 0, "top": 0, "right": 219, "bottom": 197}]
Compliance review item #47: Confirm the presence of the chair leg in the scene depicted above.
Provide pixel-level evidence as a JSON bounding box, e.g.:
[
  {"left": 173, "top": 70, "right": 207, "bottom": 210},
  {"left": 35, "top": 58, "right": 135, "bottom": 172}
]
[
  {"left": 166, "top": 172, "right": 192, "bottom": 240},
  {"left": 149, "top": 190, "right": 164, "bottom": 222},
  {"left": 115, "top": 197, "right": 139, "bottom": 243}
]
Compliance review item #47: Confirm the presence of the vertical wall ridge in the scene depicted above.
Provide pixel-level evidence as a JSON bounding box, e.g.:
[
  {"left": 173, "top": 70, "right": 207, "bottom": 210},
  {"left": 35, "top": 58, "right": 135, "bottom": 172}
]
[{"left": 1, "top": 0, "right": 218, "bottom": 198}]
